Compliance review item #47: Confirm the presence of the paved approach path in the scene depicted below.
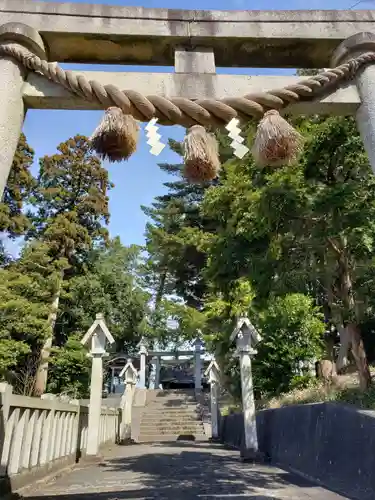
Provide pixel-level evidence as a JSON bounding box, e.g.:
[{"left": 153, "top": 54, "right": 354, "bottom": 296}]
[{"left": 23, "top": 442, "right": 349, "bottom": 500}]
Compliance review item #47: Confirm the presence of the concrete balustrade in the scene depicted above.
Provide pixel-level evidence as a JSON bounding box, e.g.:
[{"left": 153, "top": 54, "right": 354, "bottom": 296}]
[
  {"left": 98, "top": 405, "right": 119, "bottom": 447},
  {"left": 0, "top": 383, "right": 120, "bottom": 492}
]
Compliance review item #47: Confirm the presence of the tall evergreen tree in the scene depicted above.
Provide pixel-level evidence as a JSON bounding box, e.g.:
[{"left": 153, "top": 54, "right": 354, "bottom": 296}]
[
  {"left": 28, "top": 135, "right": 113, "bottom": 395},
  {"left": 142, "top": 134, "right": 233, "bottom": 311},
  {"left": 0, "top": 241, "right": 53, "bottom": 394},
  {"left": 0, "top": 133, "right": 35, "bottom": 263}
]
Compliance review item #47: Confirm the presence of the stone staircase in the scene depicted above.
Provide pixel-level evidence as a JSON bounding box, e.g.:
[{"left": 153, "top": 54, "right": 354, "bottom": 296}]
[{"left": 138, "top": 389, "right": 207, "bottom": 442}]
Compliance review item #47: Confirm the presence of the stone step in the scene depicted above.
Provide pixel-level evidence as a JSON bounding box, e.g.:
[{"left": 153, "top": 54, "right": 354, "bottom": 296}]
[
  {"left": 147, "top": 399, "right": 198, "bottom": 402},
  {"left": 142, "top": 410, "right": 201, "bottom": 416},
  {"left": 140, "top": 424, "right": 204, "bottom": 432},
  {"left": 146, "top": 401, "right": 198, "bottom": 411},
  {"left": 138, "top": 434, "right": 207, "bottom": 443},
  {"left": 150, "top": 389, "right": 195, "bottom": 395},
  {"left": 152, "top": 396, "right": 198, "bottom": 399},
  {"left": 141, "top": 418, "right": 202, "bottom": 427},
  {"left": 141, "top": 418, "right": 204, "bottom": 424},
  {"left": 149, "top": 394, "right": 197, "bottom": 398},
  {"left": 149, "top": 392, "right": 197, "bottom": 396},
  {"left": 145, "top": 408, "right": 201, "bottom": 417},
  {"left": 151, "top": 394, "right": 197, "bottom": 397},
  {"left": 141, "top": 419, "right": 204, "bottom": 425},
  {"left": 141, "top": 417, "right": 203, "bottom": 424},
  {"left": 149, "top": 396, "right": 208, "bottom": 401},
  {"left": 142, "top": 420, "right": 204, "bottom": 425},
  {"left": 150, "top": 402, "right": 198, "bottom": 405},
  {"left": 140, "top": 421, "right": 203, "bottom": 427},
  {"left": 144, "top": 411, "right": 201, "bottom": 416},
  {"left": 140, "top": 430, "right": 204, "bottom": 436}
]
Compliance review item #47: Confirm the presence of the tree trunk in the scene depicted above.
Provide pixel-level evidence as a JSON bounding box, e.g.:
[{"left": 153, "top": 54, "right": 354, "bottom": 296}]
[
  {"left": 338, "top": 243, "right": 371, "bottom": 389},
  {"left": 33, "top": 272, "right": 63, "bottom": 396},
  {"left": 151, "top": 269, "right": 167, "bottom": 350},
  {"left": 346, "top": 322, "right": 371, "bottom": 391},
  {"left": 327, "top": 237, "right": 371, "bottom": 389},
  {"left": 324, "top": 262, "right": 348, "bottom": 372},
  {"left": 336, "top": 324, "right": 350, "bottom": 373}
]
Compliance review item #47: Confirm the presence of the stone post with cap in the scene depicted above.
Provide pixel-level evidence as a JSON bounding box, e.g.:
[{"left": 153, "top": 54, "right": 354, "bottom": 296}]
[
  {"left": 0, "top": 23, "right": 47, "bottom": 199},
  {"left": 230, "top": 315, "right": 264, "bottom": 462},
  {"left": 81, "top": 313, "right": 115, "bottom": 457},
  {"left": 137, "top": 337, "right": 148, "bottom": 389},
  {"left": 119, "top": 359, "right": 137, "bottom": 444},
  {"left": 204, "top": 358, "right": 221, "bottom": 441},
  {"left": 332, "top": 32, "right": 375, "bottom": 173},
  {"left": 194, "top": 337, "right": 203, "bottom": 392}
]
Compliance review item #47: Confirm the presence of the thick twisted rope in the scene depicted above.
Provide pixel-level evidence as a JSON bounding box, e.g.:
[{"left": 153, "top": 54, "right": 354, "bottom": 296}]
[{"left": 1, "top": 42, "right": 374, "bottom": 127}]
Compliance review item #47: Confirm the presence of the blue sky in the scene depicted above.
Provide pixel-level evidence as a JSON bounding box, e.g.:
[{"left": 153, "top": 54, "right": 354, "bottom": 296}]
[{"left": 19, "top": 0, "right": 374, "bottom": 254}]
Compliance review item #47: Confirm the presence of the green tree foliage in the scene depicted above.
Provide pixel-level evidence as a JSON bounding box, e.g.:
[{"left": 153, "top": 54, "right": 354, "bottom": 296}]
[
  {"left": 142, "top": 145, "right": 208, "bottom": 310},
  {"left": 0, "top": 133, "right": 35, "bottom": 239},
  {"left": 143, "top": 114, "right": 375, "bottom": 395},
  {"left": 46, "top": 335, "right": 91, "bottom": 398},
  {"left": 26, "top": 135, "right": 114, "bottom": 394},
  {"left": 3, "top": 109, "right": 375, "bottom": 400},
  {"left": 0, "top": 133, "right": 153, "bottom": 397},
  {"left": 29, "top": 134, "right": 112, "bottom": 255},
  {"left": 142, "top": 133, "right": 233, "bottom": 310},
  {"left": 0, "top": 242, "right": 52, "bottom": 393},
  {"left": 44, "top": 239, "right": 149, "bottom": 396},
  {"left": 254, "top": 294, "right": 325, "bottom": 395},
  {"left": 57, "top": 238, "right": 149, "bottom": 353}
]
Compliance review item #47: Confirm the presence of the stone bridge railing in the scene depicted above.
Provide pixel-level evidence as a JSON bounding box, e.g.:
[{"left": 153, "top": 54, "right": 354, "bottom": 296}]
[{"left": 0, "top": 383, "right": 120, "bottom": 492}]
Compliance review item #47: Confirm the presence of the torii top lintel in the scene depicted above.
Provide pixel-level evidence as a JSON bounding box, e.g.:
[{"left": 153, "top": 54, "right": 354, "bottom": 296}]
[{"left": 2, "top": 1, "right": 375, "bottom": 68}]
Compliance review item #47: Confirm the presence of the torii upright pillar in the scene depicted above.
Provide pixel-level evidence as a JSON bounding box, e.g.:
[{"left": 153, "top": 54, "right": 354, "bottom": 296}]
[
  {"left": 0, "top": 23, "right": 46, "bottom": 199},
  {"left": 332, "top": 33, "right": 375, "bottom": 173}
]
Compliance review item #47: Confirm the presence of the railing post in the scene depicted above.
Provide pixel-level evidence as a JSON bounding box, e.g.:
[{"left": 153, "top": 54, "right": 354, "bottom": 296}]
[
  {"left": 0, "top": 382, "right": 13, "bottom": 477},
  {"left": 39, "top": 394, "right": 56, "bottom": 466},
  {"left": 7, "top": 408, "right": 27, "bottom": 475},
  {"left": 68, "top": 399, "right": 81, "bottom": 462},
  {"left": 30, "top": 409, "right": 44, "bottom": 468},
  {"left": 0, "top": 23, "right": 46, "bottom": 199},
  {"left": 332, "top": 33, "right": 375, "bottom": 173}
]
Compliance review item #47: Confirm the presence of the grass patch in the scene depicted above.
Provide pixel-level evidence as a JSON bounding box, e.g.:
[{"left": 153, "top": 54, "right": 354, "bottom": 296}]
[
  {"left": 220, "top": 404, "right": 242, "bottom": 416},
  {"left": 257, "top": 380, "right": 375, "bottom": 411},
  {"left": 220, "top": 370, "right": 375, "bottom": 414}
]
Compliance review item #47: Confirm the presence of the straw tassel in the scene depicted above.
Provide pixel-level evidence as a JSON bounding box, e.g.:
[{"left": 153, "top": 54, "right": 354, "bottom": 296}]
[
  {"left": 90, "top": 107, "right": 139, "bottom": 162},
  {"left": 183, "top": 125, "right": 221, "bottom": 183},
  {"left": 252, "top": 110, "right": 303, "bottom": 167}
]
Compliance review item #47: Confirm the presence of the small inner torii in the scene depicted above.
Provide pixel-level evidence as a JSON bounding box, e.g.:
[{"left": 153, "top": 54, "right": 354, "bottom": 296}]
[{"left": 106, "top": 338, "right": 210, "bottom": 394}]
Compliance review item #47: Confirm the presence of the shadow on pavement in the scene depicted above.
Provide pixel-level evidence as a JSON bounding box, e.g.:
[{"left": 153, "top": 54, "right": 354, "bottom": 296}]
[{"left": 20, "top": 441, "right": 348, "bottom": 499}]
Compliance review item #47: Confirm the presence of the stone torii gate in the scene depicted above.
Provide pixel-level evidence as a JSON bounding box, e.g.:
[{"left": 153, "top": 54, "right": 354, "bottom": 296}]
[{"left": 1, "top": 2, "right": 375, "bottom": 190}]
